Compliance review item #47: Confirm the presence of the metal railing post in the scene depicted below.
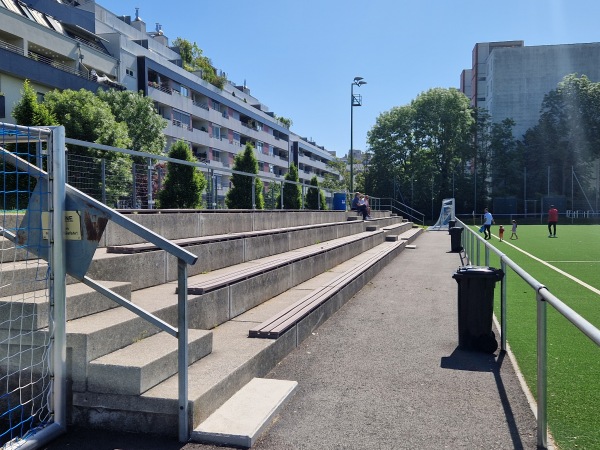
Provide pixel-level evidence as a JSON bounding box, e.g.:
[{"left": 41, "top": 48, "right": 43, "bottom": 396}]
[
  {"left": 485, "top": 245, "right": 490, "bottom": 266},
  {"left": 501, "top": 259, "right": 507, "bottom": 351},
  {"left": 51, "top": 126, "right": 67, "bottom": 430},
  {"left": 177, "top": 258, "right": 189, "bottom": 442},
  {"left": 101, "top": 158, "right": 107, "bottom": 206},
  {"left": 252, "top": 176, "right": 256, "bottom": 210},
  {"left": 280, "top": 181, "right": 284, "bottom": 209},
  {"left": 132, "top": 163, "right": 137, "bottom": 208},
  {"left": 537, "top": 289, "right": 548, "bottom": 449},
  {"left": 147, "top": 157, "right": 153, "bottom": 210}
]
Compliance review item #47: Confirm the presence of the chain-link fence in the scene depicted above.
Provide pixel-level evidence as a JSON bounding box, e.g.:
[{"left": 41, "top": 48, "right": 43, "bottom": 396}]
[{"left": 65, "top": 152, "right": 339, "bottom": 211}]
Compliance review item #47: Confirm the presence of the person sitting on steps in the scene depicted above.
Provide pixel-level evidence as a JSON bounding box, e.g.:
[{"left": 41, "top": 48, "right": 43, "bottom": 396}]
[{"left": 351, "top": 192, "right": 369, "bottom": 220}]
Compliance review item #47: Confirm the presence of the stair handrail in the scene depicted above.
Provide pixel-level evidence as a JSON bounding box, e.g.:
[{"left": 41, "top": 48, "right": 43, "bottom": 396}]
[
  {"left": 377, "top": 197, "right": 425, "bottom": 225},
  {"left": 1, "top": 141, "right": 197, "bottom": 442}
]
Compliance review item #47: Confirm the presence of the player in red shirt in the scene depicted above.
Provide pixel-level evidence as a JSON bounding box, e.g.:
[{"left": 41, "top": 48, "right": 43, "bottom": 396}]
[{"left": 548, "top": 205, "right": 558, "bottom": 237}]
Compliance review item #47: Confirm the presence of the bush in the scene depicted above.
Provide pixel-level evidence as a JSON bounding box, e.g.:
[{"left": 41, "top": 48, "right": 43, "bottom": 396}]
[{"left": 157, "top": 141, "right": 206, "bottom": 208}]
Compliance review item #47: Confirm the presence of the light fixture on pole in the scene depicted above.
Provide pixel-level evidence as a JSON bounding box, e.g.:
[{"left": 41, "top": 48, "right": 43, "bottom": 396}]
[{"left": 350, "top": 76, "right": 367, "bottom": 194}]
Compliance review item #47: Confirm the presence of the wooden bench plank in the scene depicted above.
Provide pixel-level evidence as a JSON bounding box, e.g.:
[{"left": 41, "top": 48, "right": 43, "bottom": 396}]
[
  {"left": 249, "top": 241, "right": 404, "bottom": 338},
  {"left": 186, "top": 230, "right": 382, "bottom": 295},
  {"left": 106, "top": 222, "right": 345, "bottom": 254}
]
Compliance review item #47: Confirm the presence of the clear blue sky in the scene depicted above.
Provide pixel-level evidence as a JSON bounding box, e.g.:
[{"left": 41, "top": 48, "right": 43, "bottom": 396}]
[{"left": 98, "top": 0, "right": 600, "bottom": 157}]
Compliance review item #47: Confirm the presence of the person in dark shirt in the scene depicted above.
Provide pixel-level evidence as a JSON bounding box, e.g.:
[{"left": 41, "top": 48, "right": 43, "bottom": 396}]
[
  {"left": 548, "top": 205, "right": 558, "bottom": 237},
  {"left": 351, "top": 192, "right": 368, "bottom": 220}
]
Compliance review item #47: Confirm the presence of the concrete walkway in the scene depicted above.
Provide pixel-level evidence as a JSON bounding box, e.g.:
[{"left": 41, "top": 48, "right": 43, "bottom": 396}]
[{"left": 44, "top": 230, "right": 538, "bottom": 450}]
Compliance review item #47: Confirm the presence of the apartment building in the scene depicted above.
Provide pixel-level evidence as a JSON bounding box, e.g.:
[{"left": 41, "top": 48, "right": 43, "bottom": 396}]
[
  {"left": 460, "top": 40, "right": 600, "bottom": 139},
  {"left": 0, "top": 0, "right": 119, "bottom": 119},
  {"left": 0, "top": 0, "right": 338, "bottom": 197}
]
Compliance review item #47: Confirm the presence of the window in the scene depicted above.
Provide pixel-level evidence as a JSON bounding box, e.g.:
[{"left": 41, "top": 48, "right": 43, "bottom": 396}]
[
  {"left": 180, "top": 86, "right": 189, "bottom": 97},
  {"left": 212, "top": 100, "right": 221, "bottom": 112},
  {"left": 126, "top": 68, "right": 135, "bottom": 77},
  {"left": 212, "top": 126, "right": 221, "bottom": 140},
  {"left": 256, "top": 141, "right": 263, "bottom": 153},
  {"left": 173, "top": 109, "right": 191, "bottom": 128}
]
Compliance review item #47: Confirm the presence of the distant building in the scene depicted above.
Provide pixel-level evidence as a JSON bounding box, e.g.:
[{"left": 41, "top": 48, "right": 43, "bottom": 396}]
[
  {"left": 460, "top": 40, "right": 600, "bottom": 139},
  {"left": 0, "top": 0, "right": 338, "bottom": 198}
]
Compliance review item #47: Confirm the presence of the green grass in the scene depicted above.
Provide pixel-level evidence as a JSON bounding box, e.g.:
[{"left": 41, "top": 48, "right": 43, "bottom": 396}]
[{"left": 468, "top": 225, "right": 600, "bottom": 449}]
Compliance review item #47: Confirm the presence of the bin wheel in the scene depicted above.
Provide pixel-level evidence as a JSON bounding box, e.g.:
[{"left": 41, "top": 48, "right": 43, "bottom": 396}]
[{"left": 474, "top": 331, "right": 498, "bottom": 354}]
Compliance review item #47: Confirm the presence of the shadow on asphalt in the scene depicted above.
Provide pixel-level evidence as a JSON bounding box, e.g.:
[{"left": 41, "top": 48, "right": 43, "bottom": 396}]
[{"left": 440, "top": 348, "right": 526, "bottom": 450}]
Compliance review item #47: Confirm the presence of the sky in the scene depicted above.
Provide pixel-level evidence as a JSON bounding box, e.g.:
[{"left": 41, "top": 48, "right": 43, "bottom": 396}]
[{"left": 96, "top": 0, "right": 600, "bottom": 158}]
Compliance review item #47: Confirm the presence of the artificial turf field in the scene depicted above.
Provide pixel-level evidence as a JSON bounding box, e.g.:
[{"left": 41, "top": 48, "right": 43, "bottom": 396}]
[{"left": 467, "top": 224, "right": 599, "bottom": 450}]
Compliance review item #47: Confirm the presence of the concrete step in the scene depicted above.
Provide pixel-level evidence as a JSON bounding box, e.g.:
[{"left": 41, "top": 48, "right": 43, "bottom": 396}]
[
  {"left": 0, "top": 280, "right": 130, "bottom": 331},
  {"left": 66, "top": 285, "right": 184, "bottom": 392},
  {"left": 70, "top": 232, "right": 421, "bottom": 435},
  {"left": 191, "top": 377, "right": 297, "bottom": 448},
  {"left": 88, "top": 329, "right": 213, "bottom": 395}
]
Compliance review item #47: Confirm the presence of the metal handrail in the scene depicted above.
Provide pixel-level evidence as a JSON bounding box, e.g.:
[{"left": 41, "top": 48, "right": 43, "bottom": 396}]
[
  {"left": 457, "top": 218, "right": 600, "bottom": 449},
  {"left": 1, "top": 131, "right": 197, "bottom": 442},
  {"left": 64, "top": 138, "right": 342, "bottom": 209},
  {"left": 376, "top": 197, "right": 425, "bottom": 225}
]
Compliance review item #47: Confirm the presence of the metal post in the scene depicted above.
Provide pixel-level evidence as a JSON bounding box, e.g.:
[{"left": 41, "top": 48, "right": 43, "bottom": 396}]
[
  {"left": 485, "top": 245, "right": 490, "bottom": 267},
  {"left": 147, "top": 157, "right": 153, "bottom": 210},
  {"left": 350, "top": 82, "right": 354, "bottom": 194},
  {"left": 101, "top": 158, "right": 107, "bottom": 206},
  {"left": 317, "top": 187, "right": 321, "bottom": 210},
  {"left": 350, "top": 77, "right": 366, "bottom": 194},
  {"left": 537, "top": 290, "right": 548, "bottom": 449},
  {"left": 177, "top": 258, "right": 189, "bottom": 442},
  {"left": 500, "top": 259, "right": 507, "bottom": 351},
  {"left": 132, "top": 163, "right": 137, "bottom": 209},
  {"left": 280, "top": 181, "right": 284, "bottom": 209},
  {"left": 252, "top": 176, "right": 256, "bottom": 210},
  {"left": 51, "top": 126, "right": 67, "bottom": 430}
]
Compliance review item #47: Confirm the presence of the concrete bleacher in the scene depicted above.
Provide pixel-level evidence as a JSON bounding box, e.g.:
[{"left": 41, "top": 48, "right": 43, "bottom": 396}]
[{"left": 1, "top": 209, "right": 423, "bottom": 445}]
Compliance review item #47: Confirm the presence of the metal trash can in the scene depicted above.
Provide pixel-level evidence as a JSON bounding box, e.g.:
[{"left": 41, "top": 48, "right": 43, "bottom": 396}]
[
  {"left": 448, "top": 220, "right": 456, "bottom": 234},
  {"left": 449, "top": 226, "right": 463, "bottom": 252},
  {"left": 452, "top": 266, "right": 504, "bottom": 353},
  {"left": 333, "top": 192, "right": 347, "bottom": 211}
]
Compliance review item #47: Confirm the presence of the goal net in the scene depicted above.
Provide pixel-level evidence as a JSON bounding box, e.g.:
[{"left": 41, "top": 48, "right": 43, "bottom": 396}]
[
  {"left": 428, "top": 198, "right": 455, "bottom": 231},
  {"left": 1, "top": 123, "right": 59, "bottom": 449}
]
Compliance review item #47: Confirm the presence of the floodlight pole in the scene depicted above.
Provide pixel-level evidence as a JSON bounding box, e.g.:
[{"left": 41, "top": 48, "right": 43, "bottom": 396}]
[{"left": 350, "top": 77, "right": 366, "bottom": 194}]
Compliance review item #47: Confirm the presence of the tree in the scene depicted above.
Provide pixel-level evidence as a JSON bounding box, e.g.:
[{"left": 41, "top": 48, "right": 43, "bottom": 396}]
[
  {"left": 43, "top": 88, "right": 133, "bottom": 204},
  {"left": 225, "top": 143, "right": 264, "bottom": 209},
  {"left": 43, "top": 88, "right": 131, "bottom": 153},
  {"left": 97, "top": 89, "right": 166, "bottom": 156},
  {"left": 173, "top": 38, "right": 226, "bottom": 89},
  {"left": 322, "top": 157, "right": 348, "bottom": 192},
  {"left": 157, "top": 141, "right": 206, "bottom": 208},
  {"left": 5, "top": 80, "right": 57, "bottom": 209},
  {"left": 278, "top": 163, "right": 302, "bottom": 209},
  {"left": 305, "top": 176, "right": 326, "bottom": 210},
  {"left": 367, "top": 89, "right": 474, "bottom": 218},
  {"left": 12, "top": 80, "right": 56, "bottom": 126},
  {"left": 264, "top": 181, "right": 281, "bottom": 209},
  {"left": 523, "top": 74, "right": 600, "bottom": 199},
  {"left": 490, "top": 118, "right": 520, "bottom": 197}
]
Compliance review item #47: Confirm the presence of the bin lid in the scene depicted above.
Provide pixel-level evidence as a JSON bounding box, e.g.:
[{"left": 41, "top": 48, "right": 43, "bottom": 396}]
[{"left": 452, "top": 265, "right": 504, "bottom": 280}]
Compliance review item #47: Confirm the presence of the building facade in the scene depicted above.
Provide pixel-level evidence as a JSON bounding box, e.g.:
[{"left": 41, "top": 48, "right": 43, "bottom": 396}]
[
  {"left": 0, "top": 0, "right": 338, "bottom": 200},
  {"left": 461, "top": 40, "right": 600, "bottom": 139}
]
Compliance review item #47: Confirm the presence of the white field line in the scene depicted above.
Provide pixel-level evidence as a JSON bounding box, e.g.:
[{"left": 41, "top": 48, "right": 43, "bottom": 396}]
[
  {"left": 546, "top": 261, "right": 600, "bottom": 263},
  {"left": 496, "top": 236, "right": 600, "bottom": 297}
]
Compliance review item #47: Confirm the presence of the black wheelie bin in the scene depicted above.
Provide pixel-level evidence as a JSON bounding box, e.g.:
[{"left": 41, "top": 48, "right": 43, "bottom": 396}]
[{"left": 452, "top": 266, "right": 504, "bottom": 353}]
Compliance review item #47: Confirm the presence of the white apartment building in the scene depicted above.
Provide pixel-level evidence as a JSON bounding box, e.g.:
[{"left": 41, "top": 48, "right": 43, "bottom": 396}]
[
  {"left": 0, "top": 0, "right": 338, "bottom": 199},
  {"left": 460, "top": 40, "right": 600, "bottom": 139}
]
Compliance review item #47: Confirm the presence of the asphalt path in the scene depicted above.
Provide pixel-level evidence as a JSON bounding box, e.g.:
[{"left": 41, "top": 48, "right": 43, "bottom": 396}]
[{"left": 45, "top": 230, "right": 538, "bottom": 450}]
